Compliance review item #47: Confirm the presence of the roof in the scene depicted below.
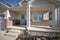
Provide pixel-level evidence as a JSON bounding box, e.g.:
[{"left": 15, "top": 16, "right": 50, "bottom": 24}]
[
  {"left": 0, "top": 0, "right": 60, "bottom": 8},
  {"left": 0, "top": 2, "right": 11, "bottom": 9},
  {"left": 0, "top": 0, "right": 60, "bottom": 12},
  {"left": 5, "top": 3, "right": 12, "bottom": 7}
]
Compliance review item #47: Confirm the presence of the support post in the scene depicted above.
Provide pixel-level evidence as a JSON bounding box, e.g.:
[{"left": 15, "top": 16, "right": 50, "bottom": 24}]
[
  {"left": 52, "top": 8, "right": 58, "bottom": 30},
  {"left": 25, "top": 4, "right": 31, "bottom": 34},
  {"left": 26, "top": 4, "right": 31, "bottom": 28}
]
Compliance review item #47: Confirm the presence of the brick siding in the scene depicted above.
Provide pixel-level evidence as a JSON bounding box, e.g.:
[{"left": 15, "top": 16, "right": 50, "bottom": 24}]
[
  {"left": 31, "top": 20, "right": 49, "bottom": 26},
  {"left": 5, "top": 19, "right": 13, "bottom": 27}
]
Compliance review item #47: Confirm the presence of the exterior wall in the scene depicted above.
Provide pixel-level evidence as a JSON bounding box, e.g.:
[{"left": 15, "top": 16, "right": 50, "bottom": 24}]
[
  {"left": 0, "top": 7, "right": 7, "bottom": 14},
  {"left": 31, "top": 20, "right": 49, "bottom": 26},
  {"left": 7, "top": 10, "right": 27, "bottom": 26},
  {"left": 10, "top": 11, "right": 21, "bottom": 20},
  {"left": 31, "top": 11, "right": 50, "bottom": 26},
  {"left": 0, "top": 7, "right": 11, "bottom": 19},
  {"left": 0, "top": 7, "right": 7, "bottom": 28},
  {"left": 5, "top": 19, "right": 13, "bottom": 27},
  {"left": 0, "top": 7, "right": 13, "bottom": 27},
  {"left": 4, "top": 10, "right": 13, "bottom": 27},
  {"left": 10, "top": 11, "right": 26, "bottom": 20},
  {"left": 43, "top": 12, "right": 49, "bottom": 20},
  {"left": 30, "top": 0, "right": 55, "bottom": 27},
  {"left": 0, "top": 7, "right": 13, "bottom": 28}
]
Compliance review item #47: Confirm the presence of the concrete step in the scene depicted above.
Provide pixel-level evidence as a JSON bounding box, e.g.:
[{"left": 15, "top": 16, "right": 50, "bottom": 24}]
[
  {"left": 4, "top": 29, "right": 21, "bottom": 38},
  {"left": 8, "top": 30, "right": 20, "bottom": 33},
  {"left": 4, "top": 33, "right": 18, "bottom": 38}
]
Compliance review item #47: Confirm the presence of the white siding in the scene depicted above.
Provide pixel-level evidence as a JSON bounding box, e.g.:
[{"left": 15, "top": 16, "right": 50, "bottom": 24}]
[{"left": 43, "top": 12, "right": 49, "bottom": 20}]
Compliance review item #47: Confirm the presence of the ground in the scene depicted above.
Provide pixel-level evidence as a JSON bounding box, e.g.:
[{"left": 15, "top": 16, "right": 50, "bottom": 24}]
[{"left": 0, "top": 30, "right": 20, "bottom": 40}]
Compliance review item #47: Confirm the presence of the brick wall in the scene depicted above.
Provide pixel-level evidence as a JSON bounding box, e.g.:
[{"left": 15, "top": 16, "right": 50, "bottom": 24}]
[
  {"left": 5, "top": 19, "right": 13, "bottom": 27},
  {"left": 31, "top": 20, "right": 49, "bottom": 26}
]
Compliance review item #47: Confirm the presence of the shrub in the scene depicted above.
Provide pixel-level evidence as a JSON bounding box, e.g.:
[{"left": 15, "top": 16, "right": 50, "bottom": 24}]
[{"left": 16, "top": 34, "right": 33, "bottom": 40}]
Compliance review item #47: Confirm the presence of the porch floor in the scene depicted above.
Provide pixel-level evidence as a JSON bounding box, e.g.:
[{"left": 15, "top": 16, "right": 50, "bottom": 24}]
[{"left": 6, "top": 26, "right": 58, "bottom": 32}]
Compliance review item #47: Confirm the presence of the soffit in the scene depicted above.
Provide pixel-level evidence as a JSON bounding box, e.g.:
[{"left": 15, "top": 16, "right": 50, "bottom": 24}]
[
  {"left": 29, "top": 0, "right": 57, "bottom": 12},
  {"left": 31, "top": 6, "right": 55, "bottom": 12},
  {"left": 30, "top": 0, "right": 58, "bottom": 4},
  {"left": 9, "top": 6, "right": 27, "bottom": 12}
]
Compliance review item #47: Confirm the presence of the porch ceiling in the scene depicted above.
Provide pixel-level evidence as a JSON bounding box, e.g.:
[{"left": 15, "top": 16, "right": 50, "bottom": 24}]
[
  {"left": 31, "top": 5, "right": 55, "bottom": 12},
  {"left": 30, "top": 0, "right": 59, "bottom": 12},
  {"left": 30, "top": 0, "right": 58, "bottom": 4},
  {"left": 9, "top": 6, "right": 27, "bottom": 12},
  {"left": 9, "top": 0, "right": 60, "bottom": 12}
]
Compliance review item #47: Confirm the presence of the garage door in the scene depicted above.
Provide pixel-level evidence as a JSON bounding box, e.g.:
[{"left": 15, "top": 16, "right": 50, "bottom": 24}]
[{"left": 0, "top": 15, "right": 4, "bottom": 30}]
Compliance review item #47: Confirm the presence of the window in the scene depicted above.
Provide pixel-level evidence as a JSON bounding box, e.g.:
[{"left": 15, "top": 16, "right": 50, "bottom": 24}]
[
  {"left": 32, "top": 12, "right": 43, "bottom": 22},
  {"left": 59, "top": 7, "right": 60, "bottom": 12},
  {"left": 49, "top": 12, "right": 52, "bottom": 20}
]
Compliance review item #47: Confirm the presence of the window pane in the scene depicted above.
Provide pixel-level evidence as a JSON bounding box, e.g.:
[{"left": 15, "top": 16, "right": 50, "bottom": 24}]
[
  {"left": 49, "top": 12, "right": 52, "bottom": 20},
  {"left": 32, "top": 12, "right": 43, "bottom": 21},
  {"left": 33, "top": 17, "right": 38, "bottom": 21},
  {"left": 37, "top": 14, "right": 42, "bottom": 19},
  {"left": 39, "top": 17, "right": 43, "bottom": 21}
]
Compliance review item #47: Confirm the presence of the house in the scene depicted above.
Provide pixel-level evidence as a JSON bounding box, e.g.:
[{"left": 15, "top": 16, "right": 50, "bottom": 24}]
[{"left": 0, "top": 0, "right": 60, "bottom": 40}]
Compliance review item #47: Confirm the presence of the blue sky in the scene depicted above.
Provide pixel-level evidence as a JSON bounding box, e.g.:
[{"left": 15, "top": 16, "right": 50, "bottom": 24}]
[{"left": 0, "top": 0, "right": 22, "bottom": 6}]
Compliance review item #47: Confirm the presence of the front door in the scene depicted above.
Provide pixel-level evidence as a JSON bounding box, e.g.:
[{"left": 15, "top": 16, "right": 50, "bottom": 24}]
[{"left": 20, "top": 15, "right": 26, "bottom": 25}]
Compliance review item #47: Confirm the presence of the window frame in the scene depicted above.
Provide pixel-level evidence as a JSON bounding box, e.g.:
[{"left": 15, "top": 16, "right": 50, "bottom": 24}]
[
  {"left": 49, "top": 12, "right": 52, "bottom": 20},
  {"left": 32, "top": 12, "right": 43, "bottom": 22}
]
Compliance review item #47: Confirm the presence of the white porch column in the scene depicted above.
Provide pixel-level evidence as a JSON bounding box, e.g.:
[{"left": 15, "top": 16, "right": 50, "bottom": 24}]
[
  {"left": 6, "top": 10, "right": 10, "bottom": 20},
  {"left": 52, "top": 8, "right": 58, "bottom": 30},
  {"left": 57, "top": 7, "right": 60, "bottom": 31},
  {"left": 26, "top": 4, "right": 31, "bottom": 28}
]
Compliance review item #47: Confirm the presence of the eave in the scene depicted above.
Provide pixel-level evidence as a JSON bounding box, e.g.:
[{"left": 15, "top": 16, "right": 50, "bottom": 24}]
[{"left": 0, "top": 2, "right": 11, "bottom": 9}]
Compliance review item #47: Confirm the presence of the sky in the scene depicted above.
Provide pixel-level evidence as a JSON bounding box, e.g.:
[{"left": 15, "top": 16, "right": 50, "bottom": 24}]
[{"left": 0, "top": 0, "right": 22, "bottom": 6}]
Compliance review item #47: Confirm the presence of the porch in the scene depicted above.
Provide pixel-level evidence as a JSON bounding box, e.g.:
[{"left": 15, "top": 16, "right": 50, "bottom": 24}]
[
  {"left": 6, "top": 6, "right": 51, "bottom": 28},
  {"left": 6, "top": 26, "right": 60, "bottom": 40}
]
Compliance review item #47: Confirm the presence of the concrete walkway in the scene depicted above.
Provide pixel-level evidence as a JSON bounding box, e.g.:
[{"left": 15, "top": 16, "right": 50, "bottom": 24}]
[{"left": 0, "top": 30, "right": 20, "bottom": 40}]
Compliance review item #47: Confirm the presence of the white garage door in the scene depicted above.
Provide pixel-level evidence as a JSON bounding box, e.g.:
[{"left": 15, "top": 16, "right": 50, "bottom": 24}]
[{"left": 0, "top": 15, "right": 4, "bottom": 30}]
